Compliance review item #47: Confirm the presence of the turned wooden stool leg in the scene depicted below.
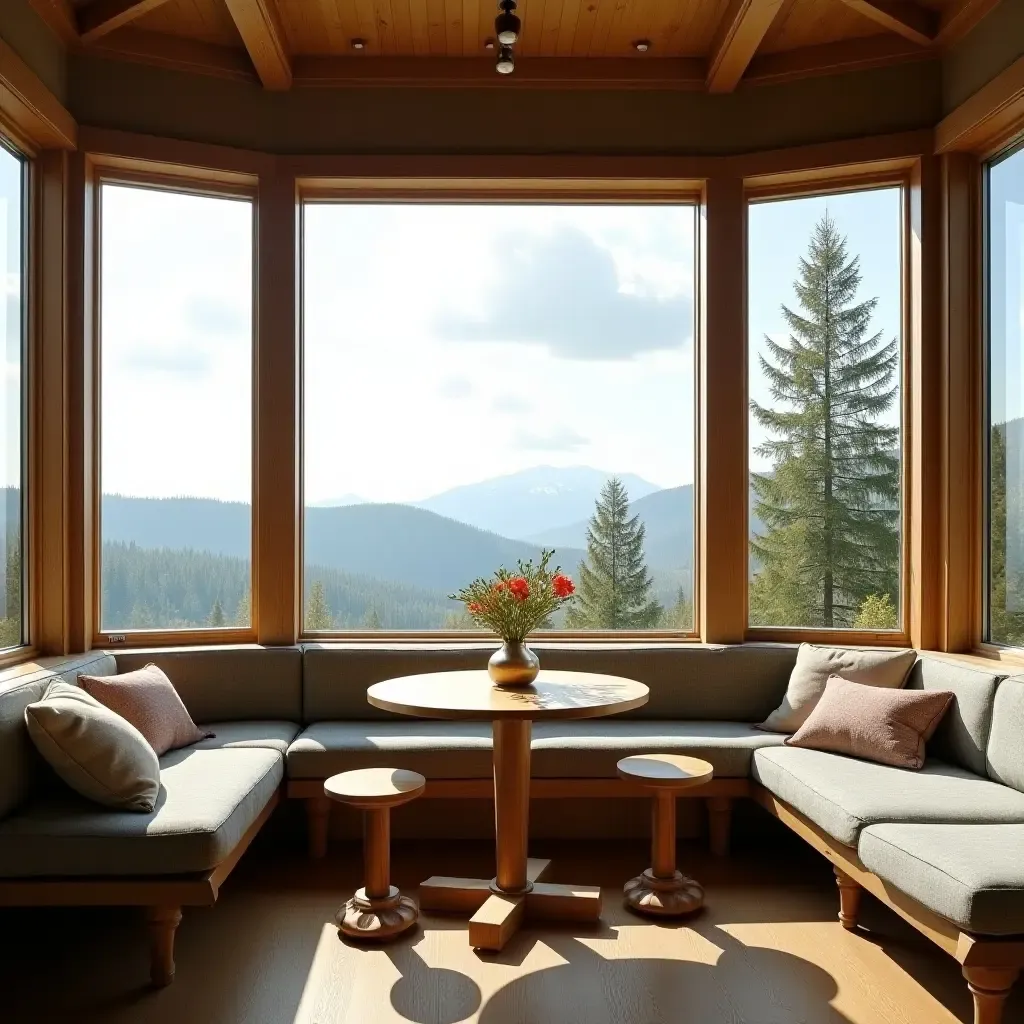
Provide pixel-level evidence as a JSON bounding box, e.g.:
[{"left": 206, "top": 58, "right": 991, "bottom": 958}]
[
  {"left": 834, "top": 866, "right": 862, "bottom": 930},
  {"left": 623, "top": 786, "right": 705, "bottom": 917},
  {"left": 964, "top": 967, "right": 1020, "bottom": 1024},
  {"left": 146, "top": 905, "right": 182, "bottom": 987},
  {"left": 328, "top": 769, "right": 425, "bottom": 942}
]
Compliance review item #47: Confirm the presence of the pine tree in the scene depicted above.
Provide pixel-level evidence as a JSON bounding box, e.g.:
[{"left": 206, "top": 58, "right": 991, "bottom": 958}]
[
  {"left": 988, "top": 423, "right": 1024, "bottom": 644},
  {"left": 660, "top": 586, "right": 693, "bottom": 630},
  {"left": 305, "top": 580, "right": 333, "bottom": 631},
  {"left": 566, "top": 477, "right": 661, "bottom": 629},
  {"left": 363, "top": 606, "right": 382, "bottom": 629},
  {"left": 234, "top": 590, "right": 251, "bottom": 627},
  {"left": 208, "top": 598, "right": 225, "bottom": 627},
  {"left": 750, "top": 214, "right": 900, "bottom": 628}
]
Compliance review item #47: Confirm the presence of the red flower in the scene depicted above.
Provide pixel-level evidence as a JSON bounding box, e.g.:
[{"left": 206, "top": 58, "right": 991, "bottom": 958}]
[
  {"left": 552, "top": 574, "right": 575, "bottom": 598},
  {"left": 492, "top": 581, "right": 507, "bottom": 592},
  {"left": 507, "top": 577, "right": 530, "bottom": 601},
  {"left": 468, "top": 602, "right": 482, "bottom": 614}
]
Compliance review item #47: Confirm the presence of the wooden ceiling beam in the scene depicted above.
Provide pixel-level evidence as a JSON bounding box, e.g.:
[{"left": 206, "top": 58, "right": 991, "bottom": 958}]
[
  {"left": 87, "top": 28, "right": 257, "bottom": 84},
  {"left": 835, "top": 0, "right": 937, "bottom": 47},
  {"left": 706, "top": 0, "right": 787, "bottom": 94},
  {"left": 222, "top": 0, "right": 292, "bottom": 90},
  {"left": 28, "top": 0, "right": 80, "bottom": 48},
  {"left": 936, "top": 0, "right": 1004, "bottom": 46},
  {"left": 78, "top": 0, "right": 178, "bottom": 45}
]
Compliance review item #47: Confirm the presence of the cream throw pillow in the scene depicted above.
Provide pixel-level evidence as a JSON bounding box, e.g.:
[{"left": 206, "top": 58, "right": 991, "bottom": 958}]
[
  {"left": 759, "top": 643, "right": 917, "bottom": 734},
  {"left": 24, "top": 680, "right": 160, "bottom": 812}
]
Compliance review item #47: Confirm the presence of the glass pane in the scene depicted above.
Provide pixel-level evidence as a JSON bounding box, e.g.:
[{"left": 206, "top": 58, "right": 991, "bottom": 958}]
[
  {"left": 303, "top": 203, "right": 696, "bottom": 631},
  {"left": 987, "top": 145, "right": 1024, "bottom": 646},
  {"left": 0, "top": 144, "right": 24, "bottom": 649},
  {"left": 99, "top": 184, "right": 253, "bottom": 632},
  {"left": 748, "top": 188, "right": 903, "bottom": 630}
]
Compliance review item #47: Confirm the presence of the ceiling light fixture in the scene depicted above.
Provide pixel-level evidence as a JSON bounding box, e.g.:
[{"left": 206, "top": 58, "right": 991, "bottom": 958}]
[
  {"left": 496, "top": 44, "right": 515, "bottom": 74},
  {"left": 633, "top": 39, "right": 650, "bottom": 52},
  {"left": 484, "top": 38, "right": 496, "bottom": 49},
  {"left": 351, "top": 38, "right": 366, "bottom": 49}
]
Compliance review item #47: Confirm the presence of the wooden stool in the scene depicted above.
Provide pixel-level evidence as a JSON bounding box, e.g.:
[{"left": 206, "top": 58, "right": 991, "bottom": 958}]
[
  {"left": 617, "top": 754, "right": 715, "bottom": 917},
  {"left": 324, "top": 768, "right": 426, "bottom": 941}
]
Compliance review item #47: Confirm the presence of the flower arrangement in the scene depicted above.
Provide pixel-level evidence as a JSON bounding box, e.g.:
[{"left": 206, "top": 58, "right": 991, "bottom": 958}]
[
  {"left": 450, "top": 549, "right": 575, "bottom": 642},
  {"left": 450, "top": 550, "right": 575, "bottom": 685}
]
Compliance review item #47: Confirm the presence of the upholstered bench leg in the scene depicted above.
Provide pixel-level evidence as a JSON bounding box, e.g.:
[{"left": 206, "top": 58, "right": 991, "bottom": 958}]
[
  {"left": 707, "top": 797, "right": 733, "bottom": 858},
  {"left": 307, "top": 795, "right": 331, "bottom": 859},
  {"left": 833, "top": 867, "right": 862, "bottom": 930},
  {"left": 146, "top": 905, "right": 182, "bottom": 987},
  {"left": 964, "top": 967, "right": 1020, "bottom": 1024}
]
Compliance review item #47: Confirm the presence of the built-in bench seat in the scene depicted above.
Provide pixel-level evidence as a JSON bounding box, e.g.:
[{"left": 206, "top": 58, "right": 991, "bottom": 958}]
[
  {"left": 859, "top": 823, "right": 1024, "bottom": 936},
  {"left": 752, "top": 749, "right": 1024, "bottom": 847},
  {"left": 287, "top": 720, "right": 786, "bottom": 781}
]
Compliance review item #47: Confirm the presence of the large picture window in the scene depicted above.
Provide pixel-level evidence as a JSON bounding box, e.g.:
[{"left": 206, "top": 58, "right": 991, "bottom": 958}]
[
  {"left": 0, "top": 142, "right": 25, "bottom": 649},
  {"left": 986, "top": 144, "right": 1024, "bottom": 647},
  {"left": 98, "top": 183, "right": 253, "bottom": 633},
  {"left": 747, "top": 187, "right": 904, "bottom": 631},
  {"left": 302, "top": 202, "right": 696, "bottom": 632}
]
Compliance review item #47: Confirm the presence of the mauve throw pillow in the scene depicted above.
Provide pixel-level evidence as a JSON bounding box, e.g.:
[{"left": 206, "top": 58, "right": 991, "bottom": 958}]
[
  {"left": 785, "top": 675, "right": 954, "bottom": 770},
  {"left": 80, "top": 664, "right": 212, "bottom": 756},
  {"left": 759, "top": 643, "right": 917, "bottom": 734}
]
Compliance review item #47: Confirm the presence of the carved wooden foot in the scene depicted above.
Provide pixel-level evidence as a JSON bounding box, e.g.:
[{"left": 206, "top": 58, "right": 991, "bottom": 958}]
[
  {"left": 624, "top": 868, "right": 704, "bottom": 918},
  {"left": 834, "top": 867, "right": 862, "bottom": 930},
  {"left": 964, "top": 966, "right": 1020, "bottom": 1024},
  {"left": 707, "top": 797, "right": 733, "bottom": 858},
  {"left": 307, "top": 795, "right": 330, "bottom": 859},
  {"left": 338, "top": 885, "right": 418, "bottom": 941},
  {"left": 146, "top": 905, "right": 182, "bottom": 987}
]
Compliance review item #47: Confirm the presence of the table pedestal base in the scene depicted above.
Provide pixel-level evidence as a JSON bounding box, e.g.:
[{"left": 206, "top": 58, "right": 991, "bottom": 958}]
[
  {"left": 419, "top": 858, "right": 602, "bottom": 951},
  {"left": 623, "top": 867, "right": 704, "bottom": 917},
  {"left": 337, "top": 885, "right": 419, "bottom": 940}
]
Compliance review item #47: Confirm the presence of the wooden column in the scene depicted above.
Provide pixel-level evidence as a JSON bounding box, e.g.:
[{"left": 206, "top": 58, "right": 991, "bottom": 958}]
[
  {"left": 940, "top": 152, "right": 981, "bottom": 652},
  {"left": 254, "top": 166, "right": 300, "bottom": 645},
  {"left": 492, "top": 719, "right": 532, "bottom": 893},
  {"left": 700, "top": 177, "right": 748, "bottom": 643},
  {"left": 65, "top": 151, "right": 95, "bottom": 653},
  {"left": 908, "top": 154, "right": 944, "bottom": 652},
  {"left": 33, "top": 150, "right": 72, "bottom": 654}
]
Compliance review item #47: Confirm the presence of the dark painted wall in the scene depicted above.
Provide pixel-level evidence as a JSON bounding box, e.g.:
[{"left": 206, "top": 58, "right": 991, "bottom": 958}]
[
  {"left": 942, "top": 0, "right": 1024, "bottom": 114},
  {"left": 0, "top": 0, "right": 67, "bottom": 104}
]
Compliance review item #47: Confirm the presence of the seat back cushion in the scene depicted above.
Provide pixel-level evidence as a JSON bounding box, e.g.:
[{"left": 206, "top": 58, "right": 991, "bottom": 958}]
[
  {"left": 301, "top": 643, "right": 797, "bottom": 722},
  {"left": 906, "top": 657, "right": 1002, "bottom": 776},
  {"left": 987, "top": 676, "right": 1024, "bottom": 792},
  {"left": 113, "top": 646, "right": 302, "bottom": 723},
  {"left": 0, "top": 652, "right": 116, "bottom": 821}
]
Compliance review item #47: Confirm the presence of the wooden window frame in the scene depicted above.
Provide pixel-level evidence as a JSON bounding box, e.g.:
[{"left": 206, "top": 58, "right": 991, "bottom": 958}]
[
  {"left": 741, "top": 165, "right": 920, "bottom": 648},
  {"left": 86, "top": 157, "right": 261, "bottom": 649},
  {"left": 295, "top": 176, "right": 705, "bottom": 643}
]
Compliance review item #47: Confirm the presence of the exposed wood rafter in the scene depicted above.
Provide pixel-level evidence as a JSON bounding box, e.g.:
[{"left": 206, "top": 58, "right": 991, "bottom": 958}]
[
  {"left": 836, "top": 0, "right": 937, "bottom": 46},
  {"left": 706, "top": 0, "right": 787, "bottom": 94},
  {"left": 78, "top": 0, "right": 178, "bottom": 45},
  {"left": 88, "top": 28, "right": 257, "bottom": 83},
  {"left": 223, "top": 0, "right": 292, "bottom": 91},
  {"left": 936, "top": 0, "right": 1004, "bottom": 46},
  {"left": 28, "top": 0, "right": 79, "bottom": 48}
]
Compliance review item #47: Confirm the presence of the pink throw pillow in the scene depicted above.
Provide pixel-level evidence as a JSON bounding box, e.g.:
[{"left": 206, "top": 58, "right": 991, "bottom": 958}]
[
  {"left": 785, "top": 675, "right": 954, "bottom": 770},
  {"left": 80, "top": 664, "right": 212, "bottom": 756}
]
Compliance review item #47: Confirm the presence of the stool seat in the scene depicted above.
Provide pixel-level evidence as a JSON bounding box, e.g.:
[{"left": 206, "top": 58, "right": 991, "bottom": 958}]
[
  {"left": 617, "top": 754, "right": 714, "bottom": 790},
  {"left": 324, "top": 768, "right": 426, "bottom": 810}
]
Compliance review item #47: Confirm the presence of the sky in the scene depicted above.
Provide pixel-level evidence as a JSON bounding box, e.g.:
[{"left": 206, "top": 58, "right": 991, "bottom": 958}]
[{"left": 95, "top": 183, "right": 914, "bottom": 509}]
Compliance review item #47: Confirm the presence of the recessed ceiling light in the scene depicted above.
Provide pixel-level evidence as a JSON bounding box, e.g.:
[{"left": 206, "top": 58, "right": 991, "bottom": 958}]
[
  {"left": 484, "top": 38, "right": 496, "bottom": 49},
  {"left": 351, "top": 38, "right": 367, "bottom": 49},
  {"left": 633, "top": 39, "right": 651, "bottom": 52}
]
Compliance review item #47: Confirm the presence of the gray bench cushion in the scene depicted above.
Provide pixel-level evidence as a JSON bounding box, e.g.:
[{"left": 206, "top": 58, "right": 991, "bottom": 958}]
[
  {"left": 906, "top": 657, "right": 1002, "bottom": 775},
  {"left": 300, "top": 643, "right": 796, "bottom": 723},
  {"left": 193, "top": 721, "right": 300, "bottom": 755},
  {"left": 113, "top": 646, "right": 302, "bottom": 723},
  {"left": 287, "top": 721, "right": 786, "bottom": 780},
  {"left": 988, "top": 677, "right": 1024, "bottom": 793},
  {"left": 0, "top": 746, "right": 282, "bottom": 877},
  {"left": 859, "top": 824, "right": 1024, "bottom": 936},
  {"left": 752, "top": 746, "right": 1024, "bottom": 846}
]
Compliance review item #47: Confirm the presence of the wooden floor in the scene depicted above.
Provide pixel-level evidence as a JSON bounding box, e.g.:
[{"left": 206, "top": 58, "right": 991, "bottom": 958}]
[{"left": 1, "top": 837, "right": 1020, "bottom": 1024}]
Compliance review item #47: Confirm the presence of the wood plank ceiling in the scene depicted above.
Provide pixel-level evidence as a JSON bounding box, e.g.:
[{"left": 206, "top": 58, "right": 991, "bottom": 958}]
[{"left": 32, "top": 0, "right": 1004, "bottom": 89}]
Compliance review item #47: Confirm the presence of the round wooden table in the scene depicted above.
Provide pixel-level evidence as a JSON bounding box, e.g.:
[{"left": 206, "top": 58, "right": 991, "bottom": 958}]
[{"left": 367, "top": 669, "right": 649, "bottom": 951}]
